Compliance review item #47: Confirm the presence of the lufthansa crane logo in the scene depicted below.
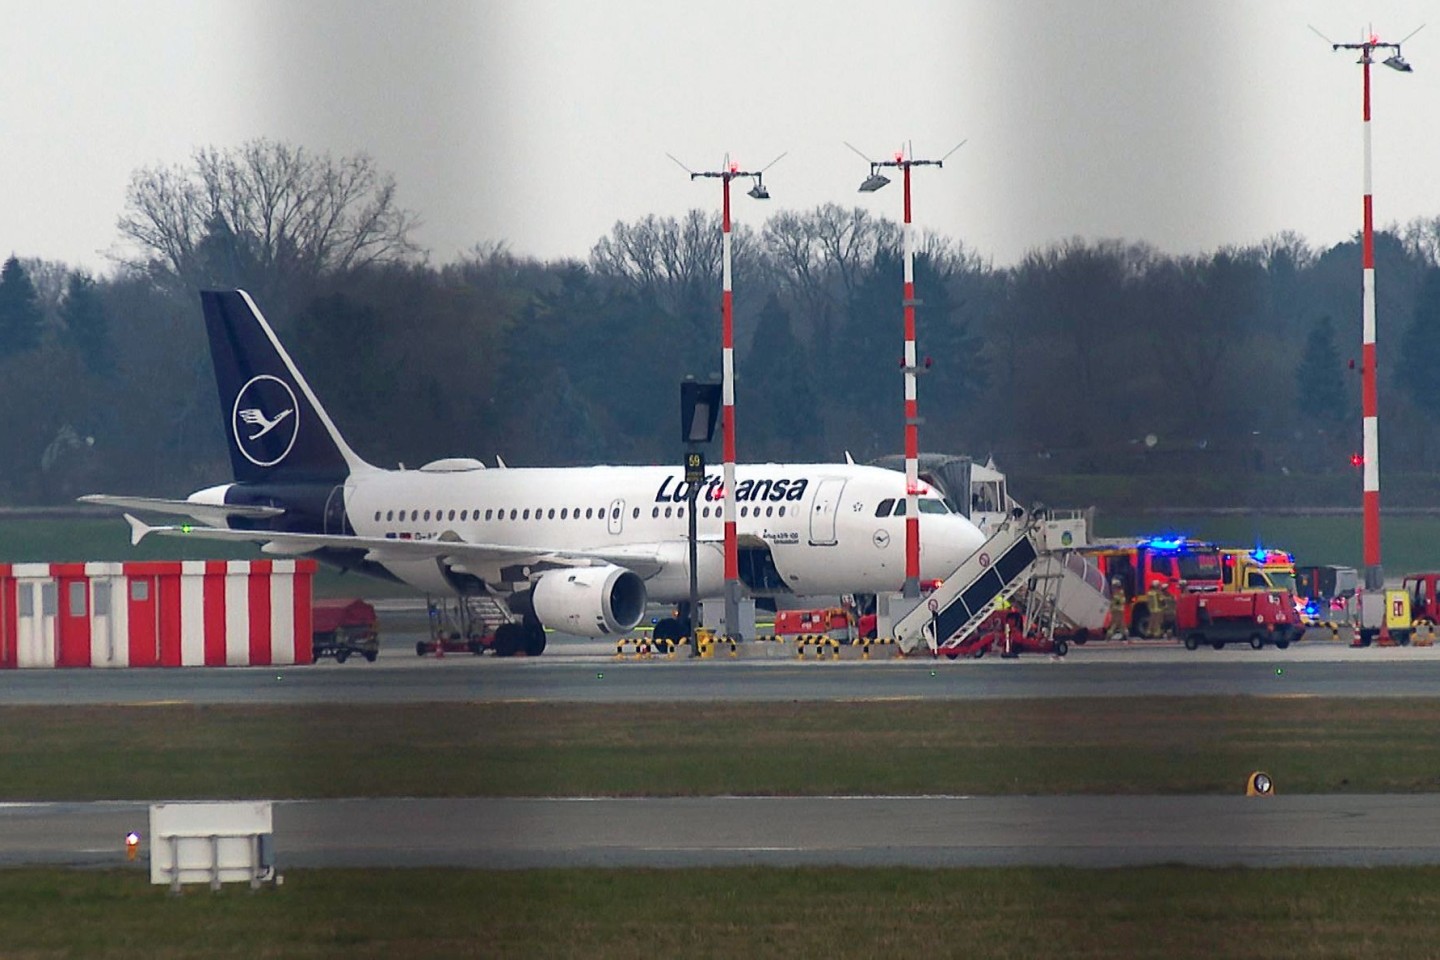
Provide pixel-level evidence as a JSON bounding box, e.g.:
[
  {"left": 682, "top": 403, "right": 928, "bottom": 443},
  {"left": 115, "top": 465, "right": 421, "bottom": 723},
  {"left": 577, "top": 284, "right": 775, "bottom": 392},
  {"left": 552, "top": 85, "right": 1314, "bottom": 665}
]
[{"left": 232, "top": 375, "right": 299, "bottom": 467}]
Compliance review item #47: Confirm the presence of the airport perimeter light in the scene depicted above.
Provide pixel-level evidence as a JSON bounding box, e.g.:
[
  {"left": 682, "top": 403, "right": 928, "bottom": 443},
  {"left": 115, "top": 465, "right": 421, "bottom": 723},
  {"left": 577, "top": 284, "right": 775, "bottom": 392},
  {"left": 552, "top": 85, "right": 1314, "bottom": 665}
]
[
  {"left": 1314, "top": 24, "right": 1421, "bottom": 617},
  {"left": 847, "top": 139, "right": 964, "bottom": 599},
  {"left": 671, "top": 152, "right": 783, "bottom": 641}
]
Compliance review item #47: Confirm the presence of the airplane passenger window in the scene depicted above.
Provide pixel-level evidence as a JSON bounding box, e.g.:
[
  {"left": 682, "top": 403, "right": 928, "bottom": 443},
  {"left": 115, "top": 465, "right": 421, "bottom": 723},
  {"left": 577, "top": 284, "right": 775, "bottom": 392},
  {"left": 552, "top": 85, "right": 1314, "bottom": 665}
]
[
  {"left": 386, "top": 510, "right": 394, "bottom": 521},
  {"left": 523, "top": 509, "right": 531, "bottom": 520},
  {"left": 766, "top": 506, "right": 774, "bottom": 517},
  {"left": 778, "top": 506, "right": 786, "bottom": 517},
  {"left": 447, "top": 510, "right": 455, "bottom": 521},
  {"left": 548, "top": 509, "right": 556, "bottom": 520},
  {"left": 702, "top": 507, "right": 710, "bottom": 518},
  {"left": 876, "top": 498, "right": 895, "bottom": 517},
  {"left": 632, "top": 508, "right": 639, "bottom": 519},
  {"left": 560, "top": 508, "right": 568, "bottom": 519},
  {"left": 652, "top": 507, "right": 660, "bottom": 518},
  {"left": 585, "top": 508, "right": 593, "bottom": 519},
  {"left": 611, "top": 507, "right": 619, "bottom": 519},
  {"left": 664, "top": 507, "right": 672, "bottom": 519},
  {"left": 509, "top": 509, "right": 518, "bottom": 520},
  {"left": 423, "top": 510, "right": 431, "bottom": 521},
  {"left": 374, "top": 511, "right": 381, "bottom": 522},
  {"left": 485, "top": 509, "right": 493, "bottom": 521},
  {"left": 460, "top": 510, "right": 468, "bottom": 521}
]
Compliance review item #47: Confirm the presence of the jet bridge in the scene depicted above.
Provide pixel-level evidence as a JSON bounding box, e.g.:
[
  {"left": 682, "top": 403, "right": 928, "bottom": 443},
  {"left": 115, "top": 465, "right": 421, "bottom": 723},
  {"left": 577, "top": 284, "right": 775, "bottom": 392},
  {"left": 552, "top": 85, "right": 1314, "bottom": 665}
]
[{"left": 891, "top": 510, "right": 1111, "bottom": 656}]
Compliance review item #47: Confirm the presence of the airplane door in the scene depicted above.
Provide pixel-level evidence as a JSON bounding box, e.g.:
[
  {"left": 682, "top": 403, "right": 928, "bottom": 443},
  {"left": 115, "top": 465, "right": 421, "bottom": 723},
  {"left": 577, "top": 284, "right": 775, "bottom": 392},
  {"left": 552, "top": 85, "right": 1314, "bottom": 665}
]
[
  {"left": 607, "top": 499, "right": 625, "bottom": 536},
  {"left": 808, "top": 478, "right": 847, "bottom": 546}
]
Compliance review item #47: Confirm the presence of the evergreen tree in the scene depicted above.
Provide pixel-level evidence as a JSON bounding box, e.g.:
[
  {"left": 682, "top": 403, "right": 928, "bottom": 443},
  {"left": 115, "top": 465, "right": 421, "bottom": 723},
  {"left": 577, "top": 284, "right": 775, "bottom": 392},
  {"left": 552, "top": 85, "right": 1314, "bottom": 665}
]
[
  {"left": 743, "top": 293, "right": 822, "bottom": 460},
  {"left": 0, "top": 256, "right": 43, "bottom": 357},
  {"left": 60, "top": 272, "right": 114, "bottom": 377},
  {"left": 1397, "top": 269, "right": 1440, "bottom": 419},
  {"left": 1294, "top": 314, "right": 1348, "bottom": 458}
]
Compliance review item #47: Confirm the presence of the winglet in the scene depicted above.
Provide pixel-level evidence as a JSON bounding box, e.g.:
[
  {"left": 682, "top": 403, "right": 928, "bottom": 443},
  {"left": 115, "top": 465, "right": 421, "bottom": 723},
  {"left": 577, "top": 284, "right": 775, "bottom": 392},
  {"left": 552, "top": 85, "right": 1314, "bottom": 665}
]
[
  {"left": 845, "top": 451, "right": 855, "bottom": 465},
  {"left": 123, "top": 513, "right": 154, "bottom": 547}
]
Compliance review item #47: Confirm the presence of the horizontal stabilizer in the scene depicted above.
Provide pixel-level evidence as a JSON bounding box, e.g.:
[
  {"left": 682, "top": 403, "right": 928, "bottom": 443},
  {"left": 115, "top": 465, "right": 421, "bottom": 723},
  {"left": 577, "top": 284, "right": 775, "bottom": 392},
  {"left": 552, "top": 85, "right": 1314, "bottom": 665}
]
[
  {"left": 123, "top": 513, "right": 154, "bottom": 547},
  {"left": 80, "top": 494, "right": 283, "bottom": 528}
]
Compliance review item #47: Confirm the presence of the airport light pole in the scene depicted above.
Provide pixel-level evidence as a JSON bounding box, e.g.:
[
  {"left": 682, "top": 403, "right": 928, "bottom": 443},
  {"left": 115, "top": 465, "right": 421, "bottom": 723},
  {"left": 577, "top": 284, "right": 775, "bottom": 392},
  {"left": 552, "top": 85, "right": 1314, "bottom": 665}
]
[
  {"left": 672, "top": 153, "right": 779, "bottom": 640},
  {"left": 1318, "top": 27, "right": 1418, "bottom": 605},
  {"left": 850, "top": 140, "right": 963, "bottom": 599}
]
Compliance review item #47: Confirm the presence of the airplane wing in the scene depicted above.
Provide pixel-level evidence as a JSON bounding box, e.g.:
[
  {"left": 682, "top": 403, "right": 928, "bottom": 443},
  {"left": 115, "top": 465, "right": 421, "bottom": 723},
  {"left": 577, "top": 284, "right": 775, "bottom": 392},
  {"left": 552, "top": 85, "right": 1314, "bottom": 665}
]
[
  {"left": 80, "top": 494, "right": 284, "bottom": 528},
  {"left": 122, "top": 515, "right": 670, "bottom": 580}
]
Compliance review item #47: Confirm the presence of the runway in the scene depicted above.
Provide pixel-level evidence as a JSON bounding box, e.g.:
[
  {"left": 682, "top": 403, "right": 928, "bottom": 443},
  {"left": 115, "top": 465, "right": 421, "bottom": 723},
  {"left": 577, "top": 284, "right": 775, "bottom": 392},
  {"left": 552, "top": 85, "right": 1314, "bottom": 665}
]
[
  {"left": 8, "top": 636, "right": 1440, "bottom": 873},
  {"left": 5, "top": 638, "right": 1440, "bottom": 705},
  {"left": 7, "top": 794, "right": 1440, "bottom": 870}
]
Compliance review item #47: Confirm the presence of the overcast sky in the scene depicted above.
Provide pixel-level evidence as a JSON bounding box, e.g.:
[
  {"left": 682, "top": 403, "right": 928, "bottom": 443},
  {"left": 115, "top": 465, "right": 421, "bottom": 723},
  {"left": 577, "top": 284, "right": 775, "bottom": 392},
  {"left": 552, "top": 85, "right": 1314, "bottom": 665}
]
[{"left": 2, "top": 0, "right": 1435, "bottom": 274}]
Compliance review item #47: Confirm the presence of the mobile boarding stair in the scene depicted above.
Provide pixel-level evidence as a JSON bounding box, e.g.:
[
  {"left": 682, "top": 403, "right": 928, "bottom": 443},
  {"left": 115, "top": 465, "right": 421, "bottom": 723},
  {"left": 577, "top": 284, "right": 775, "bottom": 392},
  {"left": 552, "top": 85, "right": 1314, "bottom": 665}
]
[
  {"left": 420, "top": 594, "right": 515, "bottom": 655},
  {"left": 892, "top": 510, "right": 1112, "bottom": 656},
  {"left": 892, "top": 511, "right": 1043, "bottom": 656},
  {"left": 1022, "top": 550, "right": 1111, "bottom": 644}
]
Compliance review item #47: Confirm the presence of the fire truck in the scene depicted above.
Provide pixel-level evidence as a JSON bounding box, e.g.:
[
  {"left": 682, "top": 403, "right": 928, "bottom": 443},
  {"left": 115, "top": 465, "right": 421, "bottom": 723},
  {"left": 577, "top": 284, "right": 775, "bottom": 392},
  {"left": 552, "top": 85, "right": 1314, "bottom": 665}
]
[
  {"left": 1220, "top": 548, "right": 1298, "bottom": 593},
  {"left": 1086, "top": 537, "right": 1223, "bottom": 637}
]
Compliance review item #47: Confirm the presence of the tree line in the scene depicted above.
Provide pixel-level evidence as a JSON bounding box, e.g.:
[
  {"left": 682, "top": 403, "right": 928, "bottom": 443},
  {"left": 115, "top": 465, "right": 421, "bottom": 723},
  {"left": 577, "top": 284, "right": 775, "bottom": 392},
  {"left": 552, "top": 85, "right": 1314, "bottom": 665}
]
[{"left": 2, "top": 138, "right": 1440, "bottom": 506}]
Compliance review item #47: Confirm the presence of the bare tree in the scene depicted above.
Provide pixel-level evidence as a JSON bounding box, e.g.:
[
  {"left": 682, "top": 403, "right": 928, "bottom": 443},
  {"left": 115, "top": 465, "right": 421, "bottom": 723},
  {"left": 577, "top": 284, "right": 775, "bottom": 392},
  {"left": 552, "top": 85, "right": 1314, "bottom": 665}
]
[
  {"left": 589, "top": 210, "right": 764, "bottom": 319},
  {"left": 114, "top": 139, "right": 421, "bottom": 301}
]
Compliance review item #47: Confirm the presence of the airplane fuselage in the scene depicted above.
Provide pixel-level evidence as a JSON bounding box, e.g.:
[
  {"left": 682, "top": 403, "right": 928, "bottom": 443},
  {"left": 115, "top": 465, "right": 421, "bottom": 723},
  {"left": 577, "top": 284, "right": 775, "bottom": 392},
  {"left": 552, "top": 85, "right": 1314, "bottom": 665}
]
[{"left": 334, "top": 460, "right": 982, "bottom": 600}]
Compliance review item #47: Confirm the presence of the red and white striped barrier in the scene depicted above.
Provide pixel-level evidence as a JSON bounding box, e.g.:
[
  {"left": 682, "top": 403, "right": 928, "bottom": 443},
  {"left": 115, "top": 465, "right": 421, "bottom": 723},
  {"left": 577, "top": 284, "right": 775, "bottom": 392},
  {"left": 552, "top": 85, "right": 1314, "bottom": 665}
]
[{"left": 0, "top": 559, "right": 315, "bottom": 669}]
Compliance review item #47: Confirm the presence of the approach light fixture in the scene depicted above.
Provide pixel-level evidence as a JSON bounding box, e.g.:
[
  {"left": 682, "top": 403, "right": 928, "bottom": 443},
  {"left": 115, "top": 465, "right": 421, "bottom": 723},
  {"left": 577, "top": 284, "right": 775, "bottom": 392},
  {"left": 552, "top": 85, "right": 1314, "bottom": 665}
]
[
  {"left": 747, "top": 179, "right": 770, "bottom": 200},
  {"left": 1383, "top": 53, "right": 1413, "bottom": 71},
  {"left": 858, "top": 171, "right": 891, "bottom": 193}
]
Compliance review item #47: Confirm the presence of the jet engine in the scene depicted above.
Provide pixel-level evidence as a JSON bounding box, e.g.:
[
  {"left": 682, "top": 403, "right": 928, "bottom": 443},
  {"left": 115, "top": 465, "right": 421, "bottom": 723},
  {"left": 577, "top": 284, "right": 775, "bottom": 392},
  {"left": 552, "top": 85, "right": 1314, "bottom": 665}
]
[{"left": 530, "top": 564, "right": 647, "bottom": 637}]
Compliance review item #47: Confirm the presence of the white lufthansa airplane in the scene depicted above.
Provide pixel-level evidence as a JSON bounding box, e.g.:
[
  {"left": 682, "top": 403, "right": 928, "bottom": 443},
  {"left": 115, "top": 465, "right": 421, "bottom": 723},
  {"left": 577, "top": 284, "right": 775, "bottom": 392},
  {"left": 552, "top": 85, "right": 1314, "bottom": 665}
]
[{"left": 82, "top": 290, "right": 985, "bottom": 655}]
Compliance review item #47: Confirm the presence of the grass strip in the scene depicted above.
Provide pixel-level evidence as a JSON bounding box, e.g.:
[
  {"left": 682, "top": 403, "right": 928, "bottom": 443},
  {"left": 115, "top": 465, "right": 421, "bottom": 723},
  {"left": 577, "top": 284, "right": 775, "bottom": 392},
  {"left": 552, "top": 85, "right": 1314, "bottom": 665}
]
[
  {"left": 3, "top": 865, "right": 1440, "bottom": 959},
  {"left": 5, "top": 697, "right": 1440, "bottom": 800}
]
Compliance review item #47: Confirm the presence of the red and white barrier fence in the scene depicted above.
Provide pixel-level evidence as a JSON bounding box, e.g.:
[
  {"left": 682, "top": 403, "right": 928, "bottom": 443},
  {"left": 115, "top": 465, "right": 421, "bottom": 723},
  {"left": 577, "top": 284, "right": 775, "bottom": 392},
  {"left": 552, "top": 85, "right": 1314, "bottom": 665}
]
[{"left": 0, "top": 559, "right": 315, "bottom": 669}]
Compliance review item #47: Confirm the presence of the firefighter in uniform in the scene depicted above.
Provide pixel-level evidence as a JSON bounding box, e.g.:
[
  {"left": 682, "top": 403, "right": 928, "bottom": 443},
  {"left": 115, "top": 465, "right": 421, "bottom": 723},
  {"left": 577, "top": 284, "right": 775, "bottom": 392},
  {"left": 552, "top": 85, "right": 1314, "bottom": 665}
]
[{"left": 1107, "top": 578, "right": 1128, "bottom": 641}]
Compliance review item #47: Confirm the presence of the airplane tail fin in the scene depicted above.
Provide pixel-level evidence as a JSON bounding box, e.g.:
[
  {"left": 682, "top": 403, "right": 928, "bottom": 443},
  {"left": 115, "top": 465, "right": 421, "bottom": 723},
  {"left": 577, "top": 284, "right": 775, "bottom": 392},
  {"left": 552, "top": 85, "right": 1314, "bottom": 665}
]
[{"left": 201, "top": 290, "right": 374, "bottom": 484}]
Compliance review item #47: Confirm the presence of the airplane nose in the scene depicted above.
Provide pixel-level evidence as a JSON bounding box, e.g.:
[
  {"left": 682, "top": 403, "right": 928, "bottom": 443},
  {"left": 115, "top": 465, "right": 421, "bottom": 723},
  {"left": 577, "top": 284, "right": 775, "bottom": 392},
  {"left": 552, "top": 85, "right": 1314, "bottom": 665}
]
[{"left": 920, "top": 516, "right": 986, "bottom": 579}]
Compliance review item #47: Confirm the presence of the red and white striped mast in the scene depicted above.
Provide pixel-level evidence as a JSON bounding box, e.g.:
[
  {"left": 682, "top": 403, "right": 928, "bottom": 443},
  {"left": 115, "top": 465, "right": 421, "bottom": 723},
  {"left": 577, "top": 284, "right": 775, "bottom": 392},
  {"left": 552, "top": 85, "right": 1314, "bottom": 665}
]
[
  {"left": 854, "top": 140, "right": 963, "bottom": 598},
  {"left": 1322, "top": 27, "right": 1417, "bottom": 603},
  {"left": 675, "top": 153, "right": 777, "bottom": 638}
]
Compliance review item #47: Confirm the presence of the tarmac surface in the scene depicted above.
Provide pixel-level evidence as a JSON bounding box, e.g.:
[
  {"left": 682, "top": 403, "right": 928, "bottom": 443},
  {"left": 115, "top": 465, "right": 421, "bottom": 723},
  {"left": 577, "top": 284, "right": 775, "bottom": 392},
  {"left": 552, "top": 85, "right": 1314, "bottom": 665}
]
[
  {"left": 5, "top": 633, "right": 1440, "bottom": 705},
  {"left": 8, "top": 795, "right": 1440, "bottom": 870},
  {"left": 8, "top": 624, "right": 1440, "bottom": 872}
]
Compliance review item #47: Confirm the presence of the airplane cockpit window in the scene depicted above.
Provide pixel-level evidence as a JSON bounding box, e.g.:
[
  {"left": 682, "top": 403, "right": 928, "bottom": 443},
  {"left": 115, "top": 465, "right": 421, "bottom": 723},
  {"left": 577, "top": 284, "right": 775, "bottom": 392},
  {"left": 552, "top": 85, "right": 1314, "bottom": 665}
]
[
  {"left": 892, "top": 500, "right": 906, "bottom": 516},
  {"left": 918, "top": 499, "right": 951, "bottom": 515},
  {"left": 875, "top": 498, "right": 895, "bottom": 517}
]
